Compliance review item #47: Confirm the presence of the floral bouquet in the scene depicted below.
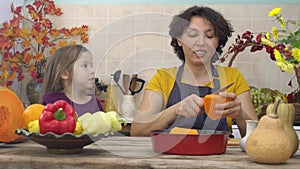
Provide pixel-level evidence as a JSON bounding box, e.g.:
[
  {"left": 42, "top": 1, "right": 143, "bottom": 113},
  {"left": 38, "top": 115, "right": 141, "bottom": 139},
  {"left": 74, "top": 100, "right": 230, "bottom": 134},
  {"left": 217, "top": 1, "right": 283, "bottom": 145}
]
[
  {"left": 0, "top": 0, "right": 89, "bottom": 88},
  {"left": 220, "top": 7, "right": 300, "bottom": 102}
]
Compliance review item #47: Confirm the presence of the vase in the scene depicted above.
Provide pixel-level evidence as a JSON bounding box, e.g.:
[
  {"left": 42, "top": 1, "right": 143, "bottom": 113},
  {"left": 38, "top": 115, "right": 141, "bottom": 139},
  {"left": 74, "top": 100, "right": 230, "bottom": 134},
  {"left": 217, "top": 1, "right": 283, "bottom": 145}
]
[
  {"left": 26, "top": 79, "right": 43, "bottom": 104},
  {"left": 120, "top": 95, "right": 136, "bottom": 122},
  {"left": 240, "top": 120, "right": 258, "bottom": 152},
  {"left": 105, "top": 84, "right": 118, "bottom": 112}
]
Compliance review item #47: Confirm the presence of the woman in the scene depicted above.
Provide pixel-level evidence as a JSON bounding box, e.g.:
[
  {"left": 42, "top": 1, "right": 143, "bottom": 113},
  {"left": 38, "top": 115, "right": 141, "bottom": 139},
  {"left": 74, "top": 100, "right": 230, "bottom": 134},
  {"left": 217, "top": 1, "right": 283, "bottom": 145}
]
[{"left": 131, "top": 6, "right": 257, "bottom": 137}]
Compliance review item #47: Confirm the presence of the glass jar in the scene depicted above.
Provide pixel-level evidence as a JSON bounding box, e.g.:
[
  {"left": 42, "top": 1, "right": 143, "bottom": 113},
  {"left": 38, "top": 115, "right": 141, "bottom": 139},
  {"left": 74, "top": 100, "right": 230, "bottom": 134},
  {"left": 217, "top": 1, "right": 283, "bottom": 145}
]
[{"left": 120, "top": 95, "right": 136, "bottom": 122}]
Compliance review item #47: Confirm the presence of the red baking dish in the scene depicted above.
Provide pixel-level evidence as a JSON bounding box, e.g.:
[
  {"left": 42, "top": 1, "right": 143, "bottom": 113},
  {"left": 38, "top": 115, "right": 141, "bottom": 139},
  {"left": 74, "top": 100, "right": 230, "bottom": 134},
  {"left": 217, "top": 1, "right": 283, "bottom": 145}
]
[{"left": 151, "top": 129, "right": 229, "bottom": 155}]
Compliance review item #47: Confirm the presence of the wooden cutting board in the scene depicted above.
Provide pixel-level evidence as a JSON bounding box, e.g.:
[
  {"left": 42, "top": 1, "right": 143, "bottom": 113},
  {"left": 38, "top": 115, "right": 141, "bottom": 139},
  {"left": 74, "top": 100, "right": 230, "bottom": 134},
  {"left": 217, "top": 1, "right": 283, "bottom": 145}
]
[{"left": 228, "top": 138, "right": 241, "bottom": 146}]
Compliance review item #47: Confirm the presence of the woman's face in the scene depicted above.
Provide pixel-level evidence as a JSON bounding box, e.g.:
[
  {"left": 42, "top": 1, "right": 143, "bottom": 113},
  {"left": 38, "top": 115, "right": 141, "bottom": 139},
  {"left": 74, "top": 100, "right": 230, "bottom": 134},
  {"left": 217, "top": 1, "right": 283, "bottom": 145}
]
[{"left": 178, "top": 16, "right": 219, "bottom": 66}]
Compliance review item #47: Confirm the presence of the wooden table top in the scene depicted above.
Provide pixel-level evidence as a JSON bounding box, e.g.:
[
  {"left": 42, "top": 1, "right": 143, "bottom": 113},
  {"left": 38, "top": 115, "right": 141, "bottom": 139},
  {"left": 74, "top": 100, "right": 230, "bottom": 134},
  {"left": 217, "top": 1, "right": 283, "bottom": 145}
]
[{"left": 0, "top": 136, "right": 299, "bottom": 169}]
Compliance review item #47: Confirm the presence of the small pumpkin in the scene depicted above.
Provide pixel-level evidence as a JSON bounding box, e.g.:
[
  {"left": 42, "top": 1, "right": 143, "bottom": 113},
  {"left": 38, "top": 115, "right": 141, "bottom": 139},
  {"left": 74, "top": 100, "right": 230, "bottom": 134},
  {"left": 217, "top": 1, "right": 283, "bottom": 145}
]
[
  {"left": 245, "top": 97, "right": 293, "bottom": 164},
  {"left": 266, "top": 102, "right": 299, "bottom": 156},
  {"left": 0, "top": 87, "right": 25, "bottom": 142}
]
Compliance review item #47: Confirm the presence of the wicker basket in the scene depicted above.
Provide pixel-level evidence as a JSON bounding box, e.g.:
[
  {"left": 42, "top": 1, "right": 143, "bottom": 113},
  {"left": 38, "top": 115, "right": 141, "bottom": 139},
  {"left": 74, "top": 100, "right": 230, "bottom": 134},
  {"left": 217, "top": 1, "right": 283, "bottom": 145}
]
[
  {"left": 261, "top": 103, "right": 300, "bottom": 126},
  {"left": 293, "top": 103, "right": 300, "bottom": 125}
]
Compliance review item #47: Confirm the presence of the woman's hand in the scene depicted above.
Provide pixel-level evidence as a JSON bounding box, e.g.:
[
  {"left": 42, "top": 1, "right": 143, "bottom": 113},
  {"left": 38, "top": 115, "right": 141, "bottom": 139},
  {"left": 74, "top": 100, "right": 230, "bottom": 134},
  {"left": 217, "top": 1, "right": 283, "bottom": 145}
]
[
  {"left": 175, "top": 94, "right": 203, "bottom": 118},
  {"left": 215, "top": 92, "right": 242, "bottom": 119}
]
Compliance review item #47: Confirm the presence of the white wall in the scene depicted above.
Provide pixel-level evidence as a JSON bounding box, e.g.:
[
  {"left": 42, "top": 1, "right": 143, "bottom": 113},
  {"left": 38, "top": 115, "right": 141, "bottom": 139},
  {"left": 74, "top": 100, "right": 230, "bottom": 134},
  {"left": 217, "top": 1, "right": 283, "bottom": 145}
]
[{"left": 0, "top": 0, "right": 24, "bottom": 22}]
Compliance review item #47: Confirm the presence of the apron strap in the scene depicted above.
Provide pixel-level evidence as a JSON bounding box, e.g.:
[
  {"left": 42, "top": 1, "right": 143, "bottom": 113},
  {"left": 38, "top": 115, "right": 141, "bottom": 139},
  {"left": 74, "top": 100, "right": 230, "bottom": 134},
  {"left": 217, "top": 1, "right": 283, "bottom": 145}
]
[{"left": 175, "top": 62, "right": 220, "bottom": 92}]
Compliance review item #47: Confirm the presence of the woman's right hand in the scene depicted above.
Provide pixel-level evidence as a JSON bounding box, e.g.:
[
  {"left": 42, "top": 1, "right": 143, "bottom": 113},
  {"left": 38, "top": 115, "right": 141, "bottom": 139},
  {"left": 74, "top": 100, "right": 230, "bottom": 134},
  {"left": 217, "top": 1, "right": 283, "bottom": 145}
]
[{"left": 175, "top": 94, "right": 203, "bottom": 118}]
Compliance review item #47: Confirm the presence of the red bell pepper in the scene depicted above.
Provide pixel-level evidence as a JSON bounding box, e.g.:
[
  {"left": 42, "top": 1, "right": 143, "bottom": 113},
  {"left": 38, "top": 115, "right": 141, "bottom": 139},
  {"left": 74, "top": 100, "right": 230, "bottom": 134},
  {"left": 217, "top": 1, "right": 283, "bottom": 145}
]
[{"left": 39, "top": 100, "right": 76, "bottom": 134}]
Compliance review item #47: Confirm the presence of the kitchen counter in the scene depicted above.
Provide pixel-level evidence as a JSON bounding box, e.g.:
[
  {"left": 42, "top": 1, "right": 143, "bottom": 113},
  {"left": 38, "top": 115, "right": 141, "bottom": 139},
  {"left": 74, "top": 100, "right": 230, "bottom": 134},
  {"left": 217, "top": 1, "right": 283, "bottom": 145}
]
[{"left": 0, "top": 136, "right": 299, "bottom": 169}]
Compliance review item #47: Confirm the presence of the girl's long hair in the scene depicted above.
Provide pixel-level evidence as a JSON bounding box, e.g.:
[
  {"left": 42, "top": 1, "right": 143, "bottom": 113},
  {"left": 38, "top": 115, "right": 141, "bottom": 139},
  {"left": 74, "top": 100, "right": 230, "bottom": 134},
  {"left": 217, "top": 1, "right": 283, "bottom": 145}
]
[{"left": 42, "top": 44, "right": 89, "bottom": 94}]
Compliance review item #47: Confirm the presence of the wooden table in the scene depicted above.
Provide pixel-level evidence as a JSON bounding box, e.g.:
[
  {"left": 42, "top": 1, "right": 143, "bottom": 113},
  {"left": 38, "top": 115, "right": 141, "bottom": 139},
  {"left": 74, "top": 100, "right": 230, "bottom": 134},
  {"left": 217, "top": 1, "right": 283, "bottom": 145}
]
[{"left": 0, "top": 136, "right": 299, "bottom": 169}]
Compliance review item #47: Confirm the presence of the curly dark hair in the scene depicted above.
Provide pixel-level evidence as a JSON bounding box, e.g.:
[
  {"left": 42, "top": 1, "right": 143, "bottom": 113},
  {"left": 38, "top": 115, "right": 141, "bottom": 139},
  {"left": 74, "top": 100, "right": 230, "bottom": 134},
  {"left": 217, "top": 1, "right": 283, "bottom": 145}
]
[{"left": 169, "top": 6, "right": 234, "bottom": 61}]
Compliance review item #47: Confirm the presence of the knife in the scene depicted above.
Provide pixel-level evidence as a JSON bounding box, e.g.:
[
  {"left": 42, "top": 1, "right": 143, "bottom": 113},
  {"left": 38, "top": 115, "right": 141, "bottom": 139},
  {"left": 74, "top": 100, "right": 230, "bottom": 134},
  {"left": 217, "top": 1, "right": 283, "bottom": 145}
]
[{"left": 213, "top": 82, "right": 234, "bottom": 94}]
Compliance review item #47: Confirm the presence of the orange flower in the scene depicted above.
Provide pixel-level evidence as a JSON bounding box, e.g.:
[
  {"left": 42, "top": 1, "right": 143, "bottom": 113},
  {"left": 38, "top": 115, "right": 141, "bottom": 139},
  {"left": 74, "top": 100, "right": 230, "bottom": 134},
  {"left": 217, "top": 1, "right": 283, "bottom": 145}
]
[
  {"left": 49, "top": 47, "right": 57, "bottom": 55},
  {"left": 8, "top": 72, "right": 16, "bottom": 81},
  {"left": 50, "top": 29, "right": 59, "bottom": 38},
  {"left": 59, "top": 40, "right": 68, "bottom": 47},
  {"left": 21, "top": 40, "right": 31, "bottom": 47},
  {"left": 36, "top": 52, "right": 44, "bottom": 62}
]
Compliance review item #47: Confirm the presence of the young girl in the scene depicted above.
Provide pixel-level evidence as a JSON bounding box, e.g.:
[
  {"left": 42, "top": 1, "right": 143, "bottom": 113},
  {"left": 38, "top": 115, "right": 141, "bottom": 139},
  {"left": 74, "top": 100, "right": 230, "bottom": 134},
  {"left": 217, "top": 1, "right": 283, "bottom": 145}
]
[{"left": 41, "top": 44, "right": 103, "bottom": 117}]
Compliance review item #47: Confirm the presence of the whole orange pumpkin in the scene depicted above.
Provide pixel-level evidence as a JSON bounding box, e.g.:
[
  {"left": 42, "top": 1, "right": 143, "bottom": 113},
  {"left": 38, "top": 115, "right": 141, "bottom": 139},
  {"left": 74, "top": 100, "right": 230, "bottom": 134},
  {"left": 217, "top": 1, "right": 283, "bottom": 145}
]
[
  {"left": 23, "top": 104, "right": 45, "bottom": 129},
  {"left": 0, "top": 87, "right": 24, "bottom": 142}
]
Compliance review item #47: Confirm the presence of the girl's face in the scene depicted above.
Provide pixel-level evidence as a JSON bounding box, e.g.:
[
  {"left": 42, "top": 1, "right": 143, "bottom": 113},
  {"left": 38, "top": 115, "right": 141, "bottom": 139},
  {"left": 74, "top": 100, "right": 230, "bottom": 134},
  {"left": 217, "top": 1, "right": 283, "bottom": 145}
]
[
  {"left": 178, "top": 16, "right": 219, "bottom": 66},
  {"left": 72, "top": 51, "right": 95, "bottom": 91}
]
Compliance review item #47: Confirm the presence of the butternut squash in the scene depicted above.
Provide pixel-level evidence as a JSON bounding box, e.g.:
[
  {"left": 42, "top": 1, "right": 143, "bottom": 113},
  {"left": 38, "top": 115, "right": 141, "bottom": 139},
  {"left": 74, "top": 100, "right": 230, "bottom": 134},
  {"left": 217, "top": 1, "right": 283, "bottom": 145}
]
[
  {"left": 245, "top": 97, "right": 293, "bottom": 164},
  {"left": 266, "top": 102, "right": 299, "bottom": 156},
  {"left": 0, "top": 87, "right": 25, "bottom": 142}
]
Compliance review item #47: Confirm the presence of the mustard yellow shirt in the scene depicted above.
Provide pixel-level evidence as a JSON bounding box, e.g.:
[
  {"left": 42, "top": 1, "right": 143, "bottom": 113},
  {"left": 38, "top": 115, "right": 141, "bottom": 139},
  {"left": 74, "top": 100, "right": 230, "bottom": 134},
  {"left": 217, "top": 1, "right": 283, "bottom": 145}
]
[{"left": 146, "top": 65, "right": 250, "bottom": 132}]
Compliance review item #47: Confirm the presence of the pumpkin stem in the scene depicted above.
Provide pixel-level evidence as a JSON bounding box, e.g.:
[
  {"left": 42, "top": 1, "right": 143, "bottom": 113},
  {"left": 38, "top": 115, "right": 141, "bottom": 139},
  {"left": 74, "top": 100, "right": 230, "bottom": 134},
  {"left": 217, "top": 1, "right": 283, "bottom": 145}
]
[
  {"left": 269, "top": 96, "right": 282, "bottom": 118},
  {"left": 54, "top": 108, "right": 66, "bottom": 121}
]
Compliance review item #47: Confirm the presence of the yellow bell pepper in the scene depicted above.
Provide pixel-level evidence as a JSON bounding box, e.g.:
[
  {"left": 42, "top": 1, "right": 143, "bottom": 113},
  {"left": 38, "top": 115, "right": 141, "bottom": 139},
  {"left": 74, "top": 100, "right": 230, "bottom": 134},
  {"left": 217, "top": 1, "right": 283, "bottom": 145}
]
[
  {"left": 28, "top": 120, "right": 40, "bottom": 133},
  {"left": 78, "top": 111, "right": 126, "bottom": 135},
  {"left": 78, "top": 111, "right": 112, "bottom": 135},
  {"left": 73, "top": 121, "right": 83, "bottom": 135},
  {"left": 106, "top": 111, "right": 127, "bottom": 132}
]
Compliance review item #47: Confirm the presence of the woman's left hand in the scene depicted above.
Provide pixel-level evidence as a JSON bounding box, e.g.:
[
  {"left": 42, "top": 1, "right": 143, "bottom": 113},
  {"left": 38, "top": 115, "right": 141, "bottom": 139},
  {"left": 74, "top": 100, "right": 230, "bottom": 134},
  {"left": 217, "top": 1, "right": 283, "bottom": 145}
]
[{"left": 215, "top": 92, "right": 242, "bottom": 119}]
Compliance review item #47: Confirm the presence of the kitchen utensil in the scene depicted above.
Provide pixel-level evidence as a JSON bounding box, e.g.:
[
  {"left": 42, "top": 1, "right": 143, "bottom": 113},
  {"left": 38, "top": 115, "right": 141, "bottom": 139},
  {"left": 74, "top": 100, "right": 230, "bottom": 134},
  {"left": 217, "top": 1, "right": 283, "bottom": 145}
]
[
  {"left": 95, "top": 78, "right": 107, "bottom": 92},
  {"left": 123, "top": 74, "right": 130, "bottom": 95},
  {"left": 129, "top": 77, "right": 145, "bottom": 95},
  {"left": 113, "top": 70, "right": 125, "bottom": 95},
  {"left": 130, "top": 74, "right": 138, "bottom": 93},
  {"left": 213, "top": 82, "right": 234, "bottom": 94},
  {"left": 151, "top": 129, "right": 229, "bottom": 155}
]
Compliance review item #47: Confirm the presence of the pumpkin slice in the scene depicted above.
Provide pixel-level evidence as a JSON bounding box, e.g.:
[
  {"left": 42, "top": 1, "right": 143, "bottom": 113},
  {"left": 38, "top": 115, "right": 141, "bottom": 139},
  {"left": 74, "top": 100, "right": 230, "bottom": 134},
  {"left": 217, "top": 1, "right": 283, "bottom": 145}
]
[
  {"left": 203, "top": 94, "right": 231, "bottom": 121},
  {"left": 0, "top": 87, "right": 24, "bottom": 142},
  {"left": 169, "top": 127, "right": 198, "bottom": 135}
]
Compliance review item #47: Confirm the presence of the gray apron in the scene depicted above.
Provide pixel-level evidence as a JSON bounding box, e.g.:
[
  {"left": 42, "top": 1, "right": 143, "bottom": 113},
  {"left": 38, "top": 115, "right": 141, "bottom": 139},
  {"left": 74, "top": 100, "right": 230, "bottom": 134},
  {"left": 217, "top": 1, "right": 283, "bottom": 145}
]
[{"left": 166, "top": 63, "right": 228, "bottom": 131}]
